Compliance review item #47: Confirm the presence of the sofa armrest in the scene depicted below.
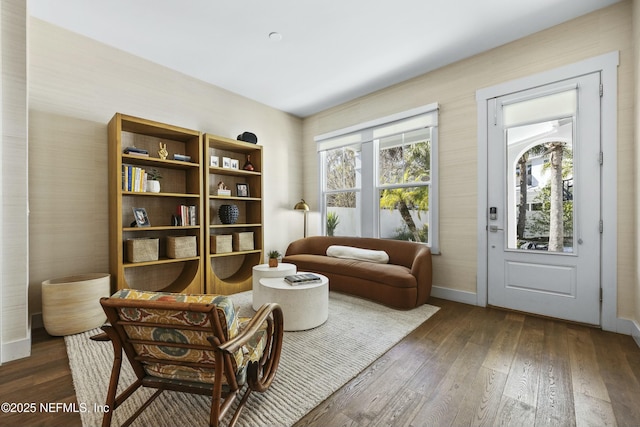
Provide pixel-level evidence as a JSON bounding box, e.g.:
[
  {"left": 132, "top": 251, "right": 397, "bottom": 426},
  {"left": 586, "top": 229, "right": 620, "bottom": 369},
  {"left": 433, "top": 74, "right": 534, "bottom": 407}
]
[
  {"left": 410, "top": 246, "right": 433, "bottom": 306},
  {"left": 284, "top": 238, "right": 307, "bottom": 256}
]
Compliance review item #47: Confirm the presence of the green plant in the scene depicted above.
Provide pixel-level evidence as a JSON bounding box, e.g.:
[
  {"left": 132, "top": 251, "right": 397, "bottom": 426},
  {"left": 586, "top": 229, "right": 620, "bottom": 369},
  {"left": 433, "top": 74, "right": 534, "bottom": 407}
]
[
  {"left": 326, "top": 211, "right": 340, "bottom": 236},
  {"left": 393, "top": 223, "right": 429, "bottom": 243},
  {"left": 379, "top": 141, "right": 430, "bottom": 241},
  {"left": 147, "top": 168, "right": 162, "bottom": 180},
  {"left": 267, "top": 250, "right": 281, "bottom": 259}
]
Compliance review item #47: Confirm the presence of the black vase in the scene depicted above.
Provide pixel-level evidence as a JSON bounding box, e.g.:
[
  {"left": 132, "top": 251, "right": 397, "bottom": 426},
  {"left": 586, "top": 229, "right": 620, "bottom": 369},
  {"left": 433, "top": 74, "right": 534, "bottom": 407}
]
[{"left": 219, "top": 204, "right": 239, "bottom": 224}]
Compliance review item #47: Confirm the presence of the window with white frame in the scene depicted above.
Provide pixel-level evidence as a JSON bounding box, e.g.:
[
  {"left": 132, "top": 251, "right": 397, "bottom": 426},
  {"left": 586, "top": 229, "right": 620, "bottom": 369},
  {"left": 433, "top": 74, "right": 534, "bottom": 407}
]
[
  {"left": 321, "top": 143, "right": 362, "bottom": 237},
  {"left": 316, "top": 104, "right": 438, "bottom": 251}
]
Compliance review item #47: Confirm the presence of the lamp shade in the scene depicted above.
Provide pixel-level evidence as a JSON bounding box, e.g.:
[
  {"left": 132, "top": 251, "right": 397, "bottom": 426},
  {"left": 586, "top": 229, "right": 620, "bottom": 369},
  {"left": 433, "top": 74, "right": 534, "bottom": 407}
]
[{"left": 294, "top": 199, "right": 310, "bottom": 211}]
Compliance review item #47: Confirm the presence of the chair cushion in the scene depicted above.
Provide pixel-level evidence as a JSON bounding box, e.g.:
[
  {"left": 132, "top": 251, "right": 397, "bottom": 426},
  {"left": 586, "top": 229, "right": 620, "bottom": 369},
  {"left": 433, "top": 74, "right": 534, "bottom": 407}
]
[
  {"left": 141, "top": 319, "right": 268, "bottom": 385},
  {"left": 111, "top": 289, "right": 239, "bottom": 339},
  {"left": 109, "top": 289, "right": 268, "bottom": 384}
]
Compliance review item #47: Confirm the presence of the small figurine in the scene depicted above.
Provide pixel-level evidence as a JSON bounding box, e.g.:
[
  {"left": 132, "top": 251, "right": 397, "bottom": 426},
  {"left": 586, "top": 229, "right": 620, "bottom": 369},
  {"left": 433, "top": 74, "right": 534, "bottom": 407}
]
[
  {"left": 158, "top": 142, "right": 168, "bottom": 160},
  {"left": 216, "top": 181, "right": 231, "bottom": 196}
]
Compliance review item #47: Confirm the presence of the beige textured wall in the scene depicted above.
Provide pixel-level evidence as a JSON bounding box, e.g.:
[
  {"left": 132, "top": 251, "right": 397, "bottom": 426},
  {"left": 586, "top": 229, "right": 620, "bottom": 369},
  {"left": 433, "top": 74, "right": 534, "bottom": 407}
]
[
  {"left": 28, "top": 18, "right": 303, "bottom": 314},
  {"left": 1, "top": 0, "right": 29, "bottom": 361},
  {"left": 633, "top": 0, "right": 640, "bottom": 329},
  {"left": 303, "top": 2, "right": 635, "bottom": 318}
]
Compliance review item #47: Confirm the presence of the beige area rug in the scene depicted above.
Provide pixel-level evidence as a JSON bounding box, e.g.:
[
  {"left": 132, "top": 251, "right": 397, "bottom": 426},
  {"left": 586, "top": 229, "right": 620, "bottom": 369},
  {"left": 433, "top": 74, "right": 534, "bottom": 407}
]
[{"left": 65, "top": 291, "right": 439, "bottom": 427}]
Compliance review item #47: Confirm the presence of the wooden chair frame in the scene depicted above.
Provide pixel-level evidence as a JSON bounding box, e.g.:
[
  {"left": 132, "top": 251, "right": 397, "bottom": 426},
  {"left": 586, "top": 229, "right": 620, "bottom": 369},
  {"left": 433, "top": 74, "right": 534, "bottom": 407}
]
[{"left": 96, "top": 297, "right": 283, "bottom": 427}]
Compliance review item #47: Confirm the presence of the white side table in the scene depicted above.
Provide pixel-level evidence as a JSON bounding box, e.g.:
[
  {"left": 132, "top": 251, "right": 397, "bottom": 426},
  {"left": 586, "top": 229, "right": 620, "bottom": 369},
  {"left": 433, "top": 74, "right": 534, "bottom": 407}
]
[
  {"left": 252, "top": 263, "right": 296, "bottom": 310},
  {"left": 257, "top": 273, "right": 329, "bottom": 331}
]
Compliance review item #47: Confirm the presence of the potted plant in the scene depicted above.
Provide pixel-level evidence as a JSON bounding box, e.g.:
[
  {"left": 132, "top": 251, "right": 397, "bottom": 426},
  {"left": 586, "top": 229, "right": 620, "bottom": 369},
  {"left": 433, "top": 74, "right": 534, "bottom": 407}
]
[
  {"left": 326, "top": 211, "right": 340, "bottom": 236},
  {"left": 267, "top": 250, "right": 281, "bottom": 267},
  {"left": 146, "top": 168, "right": 162, "bottom": 193}
]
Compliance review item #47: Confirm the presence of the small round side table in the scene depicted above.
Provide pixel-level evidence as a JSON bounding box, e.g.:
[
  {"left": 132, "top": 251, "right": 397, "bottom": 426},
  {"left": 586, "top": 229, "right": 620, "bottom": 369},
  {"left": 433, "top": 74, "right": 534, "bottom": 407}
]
[
  {"left": 252, "top": 263, "right": 296, "bottom": 310},
  {"left": 257, "top": 273, "right": 329, "bottom": 331}
]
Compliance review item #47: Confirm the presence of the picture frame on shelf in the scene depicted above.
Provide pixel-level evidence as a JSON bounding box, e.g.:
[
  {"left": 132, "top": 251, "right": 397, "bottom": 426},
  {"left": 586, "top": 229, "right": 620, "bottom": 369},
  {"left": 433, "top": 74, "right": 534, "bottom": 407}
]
[
  {"left": 210, "top": 156, "right": 219, "bottom": 167},
  {"left": 132, "top": 207, "right": 150, "bottom": 227},
  {"left": 222, "top": 157, "right": 231, "bottom": 168},
  {"left": 230, "top": 159, "right": 239, "bottom": 169},
  {"left": 236, "top": 183, "right": 250, "bottom": 197}
]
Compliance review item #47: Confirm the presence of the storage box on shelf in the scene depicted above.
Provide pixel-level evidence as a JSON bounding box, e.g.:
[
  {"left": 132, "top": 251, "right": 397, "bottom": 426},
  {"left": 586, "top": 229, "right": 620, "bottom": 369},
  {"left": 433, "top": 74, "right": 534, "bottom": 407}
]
[
  {"left": 211, "top": 235, "right": 233, "bottom": 254},
  {"left": 126, "top": 238, "right": 159, "bottom": 263},
  {"left": 167, "top": 235, "right": 197, "bottom": 259},
  {"left": 233, "top": 232, "right": 255, "bottom": 251},
  {"left": 204, "top": 134, "right": 263, "bottom": 295},
  {"left": 109, "top": 113, "right": 204, "bottom": 294}
]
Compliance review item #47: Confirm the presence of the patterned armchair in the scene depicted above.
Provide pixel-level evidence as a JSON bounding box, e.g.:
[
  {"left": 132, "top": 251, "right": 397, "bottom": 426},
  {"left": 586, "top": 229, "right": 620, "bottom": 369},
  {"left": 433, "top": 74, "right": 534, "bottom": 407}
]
[{"left": 95, "top": 289, "right": 283, "bottom": 427}]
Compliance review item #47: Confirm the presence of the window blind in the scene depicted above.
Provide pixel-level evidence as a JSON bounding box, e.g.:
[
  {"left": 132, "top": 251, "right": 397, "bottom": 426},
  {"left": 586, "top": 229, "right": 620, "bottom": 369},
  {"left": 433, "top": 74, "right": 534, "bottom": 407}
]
[{"left": 315, "top": 103, "right": 438, "bottom": 152}]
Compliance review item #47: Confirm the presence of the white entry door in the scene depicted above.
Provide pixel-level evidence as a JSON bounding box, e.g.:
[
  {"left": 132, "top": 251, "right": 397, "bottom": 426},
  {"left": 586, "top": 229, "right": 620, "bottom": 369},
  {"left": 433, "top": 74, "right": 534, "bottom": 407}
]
[{"left": 487, "top": 72, "right": 601, "bottom": 325}]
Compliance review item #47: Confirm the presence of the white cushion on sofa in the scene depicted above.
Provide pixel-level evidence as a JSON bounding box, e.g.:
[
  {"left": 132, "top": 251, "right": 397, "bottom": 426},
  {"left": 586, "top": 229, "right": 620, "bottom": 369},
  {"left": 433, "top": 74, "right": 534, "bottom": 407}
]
[{"left": 326, "top": 245, "right": 389, "bottom": 264}]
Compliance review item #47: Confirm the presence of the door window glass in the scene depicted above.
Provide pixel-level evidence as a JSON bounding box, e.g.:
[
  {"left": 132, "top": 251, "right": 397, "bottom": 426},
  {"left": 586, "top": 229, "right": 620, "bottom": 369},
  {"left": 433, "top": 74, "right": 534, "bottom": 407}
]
[{"left": 507, "top": 119, "right": 574, "bottom": 252}]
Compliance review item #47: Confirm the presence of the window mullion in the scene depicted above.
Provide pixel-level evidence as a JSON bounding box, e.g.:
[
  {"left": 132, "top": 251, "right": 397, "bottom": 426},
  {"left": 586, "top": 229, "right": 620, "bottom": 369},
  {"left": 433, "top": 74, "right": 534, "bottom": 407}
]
[{"left": 361, "top": 140, "right": 375, "bottom": 238}]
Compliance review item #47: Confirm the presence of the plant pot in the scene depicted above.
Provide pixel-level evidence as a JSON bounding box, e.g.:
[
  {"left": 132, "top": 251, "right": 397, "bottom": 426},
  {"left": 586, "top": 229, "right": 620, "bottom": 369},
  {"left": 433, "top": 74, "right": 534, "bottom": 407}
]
[
  {"left": 268, "top": 258, "right": 278, "bottom": 268},
  {"left": 42, "top": 273, "right": 111, "bottom": 336},
  {"left": 147, "top": 180, "right": 161, "bottom": 193},
  {"left": 218, "top": 204, "right": 239, "bottom": 224}
]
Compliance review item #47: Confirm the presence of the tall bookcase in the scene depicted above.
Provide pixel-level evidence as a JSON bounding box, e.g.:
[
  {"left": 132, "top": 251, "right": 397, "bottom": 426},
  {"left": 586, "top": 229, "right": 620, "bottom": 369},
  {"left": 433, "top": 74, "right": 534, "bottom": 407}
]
[
  {"left": 204, "top": 134, "right": 263, "bottom": 294},
  {"left": 108, "top": 113, "right": 204, "bottom": 294}
]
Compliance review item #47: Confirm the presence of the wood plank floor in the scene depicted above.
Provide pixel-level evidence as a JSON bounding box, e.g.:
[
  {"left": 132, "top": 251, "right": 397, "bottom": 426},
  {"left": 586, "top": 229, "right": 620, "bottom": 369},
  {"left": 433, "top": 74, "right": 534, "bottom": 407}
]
[{"left": 1, "top": 298, "right": 639, "bottom": 427}]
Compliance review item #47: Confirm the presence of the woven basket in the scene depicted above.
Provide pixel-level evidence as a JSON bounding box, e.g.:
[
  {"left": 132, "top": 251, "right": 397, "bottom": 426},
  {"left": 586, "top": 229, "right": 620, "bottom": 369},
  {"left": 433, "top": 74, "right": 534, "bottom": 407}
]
[
  {"left": 126, "top": 238, "right": 159, "bottom": 263},
  {"left": 167, "top": 236, "right": 197, "bottom": 258},
  {"left": 233, "top": 232, "right": 254, "bottom": 251},
  {"left": 211, "top": 235, "right": 232, "bottom": 254},
  {"left": 42, "top": 273, "right": 111, "bottom": 336}
]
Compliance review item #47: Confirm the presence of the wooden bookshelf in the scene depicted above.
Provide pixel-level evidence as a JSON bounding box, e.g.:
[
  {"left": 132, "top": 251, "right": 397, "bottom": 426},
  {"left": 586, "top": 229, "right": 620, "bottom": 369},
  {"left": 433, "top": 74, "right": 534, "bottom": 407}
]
[
  {"left": 203, "top": 134, "right": 263, "bottom": 294},
  {"left": 108, "top": 113, "right": 204, "bottom": 294}
]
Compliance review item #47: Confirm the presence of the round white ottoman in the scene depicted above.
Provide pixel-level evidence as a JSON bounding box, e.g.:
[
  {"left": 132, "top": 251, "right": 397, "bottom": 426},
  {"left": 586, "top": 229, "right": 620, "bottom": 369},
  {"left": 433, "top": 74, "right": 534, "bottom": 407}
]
[
  {"left": 252, "top": 263, "right": 296, "bottom": 310},
  {"left": 42, "top": 273, "right": 111, "bottom": 336},
  {"left": 256, "top": 273, "right": 328, "bottom": 331}
]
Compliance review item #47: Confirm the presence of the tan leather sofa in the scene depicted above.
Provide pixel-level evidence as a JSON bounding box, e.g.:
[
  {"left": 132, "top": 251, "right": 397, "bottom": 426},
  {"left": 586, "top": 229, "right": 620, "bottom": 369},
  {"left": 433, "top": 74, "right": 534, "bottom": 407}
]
[{"left": 282, "top": 236, "right": 432, "bottom": 309}]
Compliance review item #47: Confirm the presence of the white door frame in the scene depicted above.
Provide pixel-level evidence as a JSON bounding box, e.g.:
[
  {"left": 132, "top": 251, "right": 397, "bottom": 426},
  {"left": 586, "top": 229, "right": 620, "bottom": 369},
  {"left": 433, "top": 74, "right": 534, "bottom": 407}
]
[{"left": 476, "top": 51, "right": 619, "bottom": 332}]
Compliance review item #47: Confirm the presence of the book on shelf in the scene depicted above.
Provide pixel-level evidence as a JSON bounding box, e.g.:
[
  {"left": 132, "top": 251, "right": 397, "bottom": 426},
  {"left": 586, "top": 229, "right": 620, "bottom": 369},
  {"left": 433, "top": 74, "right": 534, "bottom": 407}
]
[
  {"left": 127, "top": 152, "right": 149, "bottom": 157},
  {"left": 122, "top": 165, "right": 148, "bottom": 192},
  {"left": 284, "top": 273, "right": 322, "bottom": 285},
  {"left": 173, "top": 154, "right": 191, "bottom": 162},
  {"left": 124, "top": 146, "right": 149, "bottom": 155},
  {"left": 189, "top": 205, "right": 197, "bottom": 226},
  {"left": 175, "top": 204, "right": 197, "bottom": 226}
]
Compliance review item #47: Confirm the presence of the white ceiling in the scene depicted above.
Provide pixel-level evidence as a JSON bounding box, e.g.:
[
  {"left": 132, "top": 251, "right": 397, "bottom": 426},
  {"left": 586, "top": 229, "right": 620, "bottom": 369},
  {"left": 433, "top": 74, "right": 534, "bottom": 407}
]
[{"left": 28, "top": 0, "right": 621, "bottom": 118}]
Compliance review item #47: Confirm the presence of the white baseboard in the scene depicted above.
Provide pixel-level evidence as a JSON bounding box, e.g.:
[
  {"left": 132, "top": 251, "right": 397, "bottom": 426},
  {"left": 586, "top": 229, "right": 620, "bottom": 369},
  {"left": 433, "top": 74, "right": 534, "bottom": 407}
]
[
  {"left": 1, "top": 336, "right": 31, "bottom": 363},
  {"left": 430, "top": 285, "right": 478, "bottom": 306},
  {"left": 631, "top": 319, "right": 640, "bottom": 349},
  {"left": 613, "top": 317, "right": 633, "bottom": 335},
  {"left": 609, "top": 317, "right": 640, "bottom": 342}
]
